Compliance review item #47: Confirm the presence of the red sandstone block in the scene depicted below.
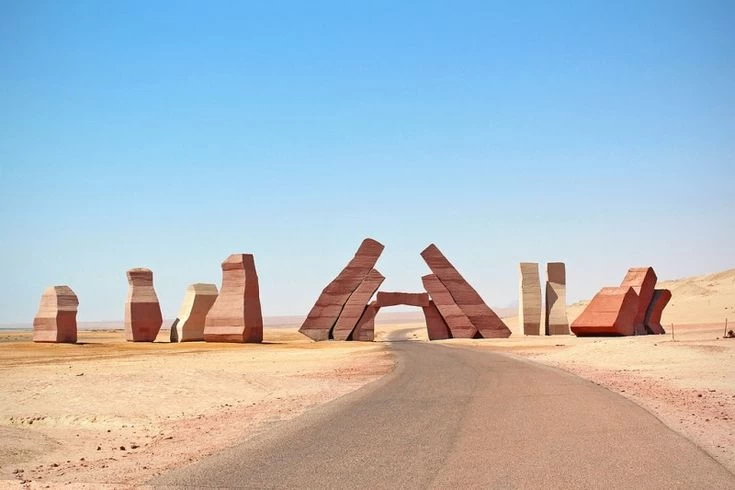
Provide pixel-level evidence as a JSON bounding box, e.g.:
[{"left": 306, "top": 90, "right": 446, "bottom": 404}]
[
  {"left": 351, "top": 301, "right": 380, "bottom": 342},
  {"left": 620, "top": 267, "right": 658, "bottom": 335},
  {"left": 644, "top": 289, "right": 671, "bottom": 335},
  {"left": 124, "top": 268, "right": 163, "bottom": 342},
  {"left": 376, "top": 292, "right": 430, "bottom": 308},
  {"left": 300, "top": 238, "right": 384, "bottom": 341},
  {"left": 421, "top": 244, "right": 511, "bottom": 338},
  {"left": 203, "top": 254, "right": 263, "bottom": 343},
  {"left": 571, "top": 287, "right": 639, "bottom": 336},
  {"left": 421, "top": 274, "right": 477, "bottom": 338},
  {"left": 33, "top": 286, "right": 78, "bottom": 343},
  {"left": 332, "top": 269, "right": 385, "bottom": 341},
  {"left": 423, "top": 300, "right": 451, "bottom": 340}
]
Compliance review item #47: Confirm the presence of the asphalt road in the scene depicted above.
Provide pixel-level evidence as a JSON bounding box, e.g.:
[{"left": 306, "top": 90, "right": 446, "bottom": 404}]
[{"left": 152, "top": 342, "right": 734, "bottom": 489}]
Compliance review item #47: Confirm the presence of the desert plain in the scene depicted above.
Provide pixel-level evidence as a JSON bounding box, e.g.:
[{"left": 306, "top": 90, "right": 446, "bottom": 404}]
[{"left": 0, "top": 268, "right": 733, "bottom": 487}]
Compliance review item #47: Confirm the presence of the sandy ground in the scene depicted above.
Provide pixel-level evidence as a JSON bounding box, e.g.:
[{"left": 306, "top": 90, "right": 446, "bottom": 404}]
[{"left": 0, "top": 328, "right": 392, "bottom": 487}]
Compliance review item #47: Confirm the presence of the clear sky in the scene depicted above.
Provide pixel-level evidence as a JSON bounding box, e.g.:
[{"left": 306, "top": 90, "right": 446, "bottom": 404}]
[{"left": 1, "top": 1, "right": 733, "bottom": 323}]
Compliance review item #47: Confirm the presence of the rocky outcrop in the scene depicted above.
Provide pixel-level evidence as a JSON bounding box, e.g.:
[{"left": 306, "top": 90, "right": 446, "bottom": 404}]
[
  {"left": 203, "top": 254, "right": 263, "bottom": 343},
  {"left": 33, "top": 286, "right": 78, "bottom": 343},
  {"left": 545, "top": 262, "right": 569, "bottom": 335},
  {"left": 518, "top": 263, "right": 542, "bottom": 335},
  {"left": 124, "top": 268, "right": 163, "bottom": 342},
  {"left": 170, "top": 283, "right": 218, "bottom": 342}
]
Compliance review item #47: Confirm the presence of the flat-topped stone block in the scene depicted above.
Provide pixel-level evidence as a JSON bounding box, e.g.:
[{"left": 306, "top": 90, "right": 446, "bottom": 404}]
[
  {"left": 376, "top": 292, "right": 430, "bottom": 308},
  {"left": 33, "top": 285, "right": 78, "bottom": 343},
  {"left": 170, "top": 283, "right": 218, "bottom": 342},
  {"left": 124, "top": 268, "right": 163, "bottom": 342},
  {"left": 571, "top": 286, "right": 639, "bottom": 336},
  {"left": 518, "top": 263, "right": 542, "bottom": 336},
  {"left": 545, "top": 262, "right": 569, "bottom": 335}
]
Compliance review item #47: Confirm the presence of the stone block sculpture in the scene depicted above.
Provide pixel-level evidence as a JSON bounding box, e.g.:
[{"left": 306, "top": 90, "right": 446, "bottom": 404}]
[
  {"left": 423, "top": 300, "right": 451, "bottom": 340},
  {"left": 351, "top": 301, "right": 380, "bottom": 342},
  {"left": 33, "top": 286, "right": 78, "bottom": 343},
  {"left": 421, "top": 274, "right": 477, "bottom": 338},
  {"left": 376, "top": 292, "right": 430, "bottom": 308},
  {"left": 170, "top": 283, "right": 218, "bottom": 342},
  {"left": 545, "top": 262, "right": 569, "bottom": 335},
  {"left": 299, "top": 238, "right": 384, "bottom": 341},
  {"left": 518, "top": 263, "right": 542, "bottom": 335},
  {"left": 124, "top": 268, "right": 163, "bottom": 342},
  {"left": 331, "top": 269, "right": 385, "bottom": 341},
  {"left": 204, "top": 254, "right": 263, "bottom": 343},
  {"left": 421, "top": 244, "right": 511, "bottom": 338},
  {"left": 571, "top": 266, "right": 671, "bottom": 337}
]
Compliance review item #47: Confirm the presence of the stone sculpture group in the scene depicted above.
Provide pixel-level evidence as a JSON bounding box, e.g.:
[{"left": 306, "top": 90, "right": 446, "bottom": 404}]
[
  {"left": 298, "top": 238, "right": 511, "bottom": 341},
  {"left": 518, "top": 262, "right": 569, "bottom": 335},
  {"left": 571, "top": 267, "right": 671, "bottom": 336}
]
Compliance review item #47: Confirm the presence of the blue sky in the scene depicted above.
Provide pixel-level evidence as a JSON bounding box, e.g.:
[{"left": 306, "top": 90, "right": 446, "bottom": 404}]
[{"left": 1, "top": 1, "right": 733, "bottom": 323}]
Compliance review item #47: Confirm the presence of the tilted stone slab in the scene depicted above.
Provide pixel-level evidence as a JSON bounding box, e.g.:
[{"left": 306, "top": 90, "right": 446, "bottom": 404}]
[
  {"left": 376, "top": 292, "right": 430, "bottom": 308},
  {"left": 299, "top": 238, "right": 384, "bottom": 341},
  {"left": 204, "top": 254, "right": 263, "bottom": 343},
  {"left": 421, "top": 244, "right": 511, "bottom": 338},
  {"left": 332, "top": 269, "right": 385, "bottom": 341},
  {"left": 351, "top": 301, "right": 380, "bottom": 342},
  {"left": 620, "top": 267, "right": 657, "bottom": 335},
  {"left": 33, "top": 285, "right": 78, "bottom": 343},
  {"left": 422, "top": 274, "right": 477, "bottom": 338},
  {"left": 644, "top": 289, "right": 671, "bottom": 335},
  {"left": 125, "top": 268, "right": 163, "bottom": 342},
  {"left": 518, "top": 262, "right": 542, "bottom": 336},
  {"left": 545, "top": 262, "right": 569, "bottom": 335},
  {"left": 170, "top": 283, "right": 219, "bottom": 342},
  {"left": 423, "top": 300, "right": 451, "bottom": 340},
  {"left": 571, "top": 286, "right": 639, "bottom": 336}
]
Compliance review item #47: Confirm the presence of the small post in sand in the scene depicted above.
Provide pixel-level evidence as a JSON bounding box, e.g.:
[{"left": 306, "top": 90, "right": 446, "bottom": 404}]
[
  {"left": 724, "top": 318, "right": 728, "bottom": 338},
  {"left": 671, "top": 323, "right": 675, "bottom": 342}
]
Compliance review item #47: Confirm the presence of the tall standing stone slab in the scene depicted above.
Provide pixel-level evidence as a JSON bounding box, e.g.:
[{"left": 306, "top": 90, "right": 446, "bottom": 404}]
[
  {"left": 299, "top": 238, "right": 384, "bottom": 341},
  {"left": 570, "top": 287, "right": 639, "bottom": 337},
  {"left": 421, "top": 244, "right": 511, "bottom": 338},
  {"left": 644, "top": 289, "right": 671, "bottom": 335},
  {"left": 351, "top": 301, "right": 380, "bottom": 342},
  {"left": 620, "top": 267, "right": 657, "bottom": 335},
  {"left": 125, "top": 268, "right": 163, "bottom": 342},
  {"left": 545, "top": 262, "right": 569, "bottom": 335},
  {"left": 422, "top": 274, "right": 477, "bottom": 338},
  {"left": 204, "top": 254, "right": 263, "bottom": 343},
  {"left": 423, "top": 300, "right": 451, "bottom": 340},
  {"left": 170, "top": 283, "right": 219, "bottom": 342},
  {"left": 33, "top": 286, "right": 78, "bottom": 343},
  {"left": 331, "top": 269, "right": 385, "bottom": 341},
  {"left": 518, "top": 262, "right": 542, "bottom": 335}
]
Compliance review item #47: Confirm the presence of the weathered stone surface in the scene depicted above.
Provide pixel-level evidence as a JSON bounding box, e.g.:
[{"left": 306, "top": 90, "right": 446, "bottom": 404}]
[
  {"left": 331, "top": 269, "right": 385, "bottom": 341},
  {"left": 203, "top": 254, "right": 263, "bottom": 343},
  {"left": 518, "top": 263, "right": 542, "bottom": 335},
  {"left": 170, "top": 283, "right": 218, "bottom": 342},
  {"left": 376, "top": 292, "right": 430, "bottom": 308},
  {"left": 421, "top": 274, "right": 477, "bottom": 338},
  {"left": 124, "top": 268, "right": 163, "bottom": 342},
  {"left": 423, "top": 300, "right": 451, "bottom": 340},
  {"left": 620, "top": 267, "right": 657, "bottom": 335},
  {"left": 545, "top": 262, "right": 569, "bottom": 335},
  {"left": 570, "top": 287, "right": 639, "bottom": 336},
  {"left": 351, "top": 301, "right": 380, "bottom": 342},
  {"left": 421, "top": 244, "right": 511, "bottom": 338},
  {"left": 33, "top": 286, "right": 78, "bottom": 343},
  {"left": 644, "top": 289, "right": 671, "bottom": 335},
  {"left": 299, "top": 238, "right": 384, "bottom": 341}
]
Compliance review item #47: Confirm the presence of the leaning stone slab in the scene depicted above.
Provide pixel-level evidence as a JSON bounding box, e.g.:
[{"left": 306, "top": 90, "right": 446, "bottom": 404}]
[
  {"left": 170, "top": 283, "right": 218, "bottom": 342},
  {"left": 299, "top": 238, "right": 384, "bottom": 341},
  {"left": 644, "top": 289, "right": 671, "bottom": 335},
  {"left": 125, "top": 268, "right": 163, "bottom": 342},
  {"left": 571, "top": 286, "right": 639, "bottom": 336},
  {"left": 422, "top": 274, "right": 477, "bottom": 338},
  {"left": 376, "top": 292, "right": 430, "bottom": 308},
  {"left": 545, "top": 262, "right": 569, "bottom": 335},
  {"left": 421, "top": 244, "right": 511, "bottom": 338},
  {"left": 33, "top": 286, "right": 78, "bottom": 343},
  {"left": 204, "top": 254, "right": 263, "bottom": 343},
  {"left": 620, "top": 267, "right": 657, "bottom": 335},
  {"left": 332, "top": 269, "right": 385, "bottom": 341},
  {"left": 423, "top": 300, "right": 451, "bottom": 340},
  {"left": 351, "top": 301, "right": 380, "bottom": 342},
  {"left": 518, "top": 263, "right": 542, "bottom": 335}
]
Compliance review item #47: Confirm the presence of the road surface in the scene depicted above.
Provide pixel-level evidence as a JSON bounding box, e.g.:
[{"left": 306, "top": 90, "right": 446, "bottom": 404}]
[{"left": 153, "top": 342, "right": 734, "bottom": 488}]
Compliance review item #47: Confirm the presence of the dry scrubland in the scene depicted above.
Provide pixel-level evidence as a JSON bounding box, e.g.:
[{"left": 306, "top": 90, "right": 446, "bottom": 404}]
[{"left": 0, "top": 268, "right": 733, "bottom": 486}]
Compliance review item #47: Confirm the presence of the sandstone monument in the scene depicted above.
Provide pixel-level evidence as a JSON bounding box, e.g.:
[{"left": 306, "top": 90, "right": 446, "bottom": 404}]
[
  {"left": 571, "top": 267, "right": 671, "bottom": 336},
  {"left": 33, "top": 285, "right": 79, "bottom": 343},
  {"left": 170, "top": 283, "right": 219, "bottom": 342},
  {"left": 124, "top": 268, "right": 163, "bottom": 342},
  {"left": 518, "top": 263, "right": 542, "bottom": 335},
  {"left": 299, "top": 239, "right": 510, "bottom": 341},
  {"left": 204, "top": 254, "right": 263, "bottom": 343},
  {"left": 545, "top": 262, "right": 569, "bottom": 335}
]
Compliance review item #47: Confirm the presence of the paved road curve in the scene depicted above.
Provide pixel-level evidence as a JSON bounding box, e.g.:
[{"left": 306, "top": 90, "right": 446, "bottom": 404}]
[{"left": 153, "top": 343, "right": 734, "bottom": 489}]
